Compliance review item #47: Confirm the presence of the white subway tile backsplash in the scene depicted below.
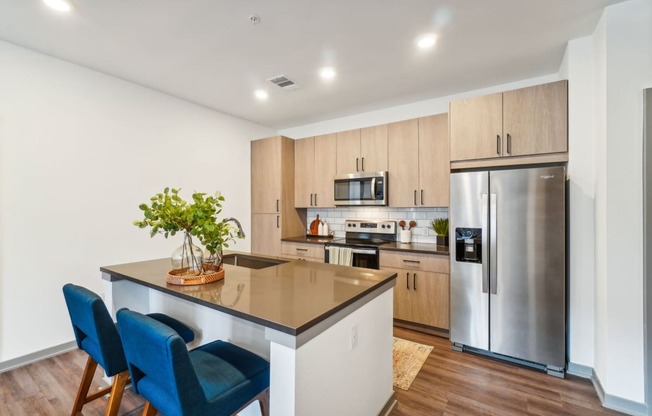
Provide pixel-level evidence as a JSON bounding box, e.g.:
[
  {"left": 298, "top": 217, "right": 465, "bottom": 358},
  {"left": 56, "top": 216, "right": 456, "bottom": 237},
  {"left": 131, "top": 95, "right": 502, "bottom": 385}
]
[{"left": 306, "top": 207, "right": 447, "bottom": 242}]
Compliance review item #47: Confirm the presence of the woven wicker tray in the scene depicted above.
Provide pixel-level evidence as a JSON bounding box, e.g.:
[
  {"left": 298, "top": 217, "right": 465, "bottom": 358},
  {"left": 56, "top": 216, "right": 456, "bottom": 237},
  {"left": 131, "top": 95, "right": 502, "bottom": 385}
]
[{"left": 166, "top": 267, "right": 225, "bottom": 286}]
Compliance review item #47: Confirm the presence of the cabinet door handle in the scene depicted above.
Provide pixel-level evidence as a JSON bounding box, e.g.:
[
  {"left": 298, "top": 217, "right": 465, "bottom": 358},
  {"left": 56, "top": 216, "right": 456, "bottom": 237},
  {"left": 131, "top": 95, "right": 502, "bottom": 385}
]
[
  {"left": 276, "top": 199, "right": 280, "bottom": 212},
  {"left": 356, "top": 157, "right": 359, "bottom": 172},
  {"left": 296, "top": 248, "right": 308, "bottom": 252},
  {"left": 421, "top": 190, "right": 424, "bottom": 205},
  {"left": 310, "top": 193, "right": 313, "bottom": 206},
  {"left": 413, "top": 190, "right": 417, "bottom": 206},
  {"left": 361, "top": 157, "right": 365, "bottom": 172},
  {"left": 406, "top": 272, "right": 410, "bottom": 290},
  {"left": 413, "top": 273, "right": 417, "bottom": 291},
  {"left": 276, "top": 215, "right": 280, "bottom": 228},
  {"left": 496, "top": 135, "right": 501, "bottom": 155},
  {"left": 315, "top": 193, "right": 318, "bottom": 206},
  {"left": 507, "top": 133, "right": 512, "bottom": 155},
  {"left": 403, "top": 259, "right": 421, "bottom": 264}
]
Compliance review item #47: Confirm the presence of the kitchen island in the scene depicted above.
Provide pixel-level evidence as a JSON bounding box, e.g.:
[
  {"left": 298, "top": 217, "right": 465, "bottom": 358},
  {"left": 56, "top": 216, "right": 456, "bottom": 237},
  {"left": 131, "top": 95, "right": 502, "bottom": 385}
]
[{"left": 101, "top": 254, "right": 397, "bottom": 416}]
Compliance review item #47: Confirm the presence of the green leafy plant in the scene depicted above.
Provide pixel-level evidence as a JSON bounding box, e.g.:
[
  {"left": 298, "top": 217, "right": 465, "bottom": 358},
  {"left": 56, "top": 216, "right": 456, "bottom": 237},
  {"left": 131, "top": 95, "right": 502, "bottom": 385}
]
[
  {"left": 134, "top": 188, "right": 241, "bottom": 274},
  {"left": 431, "top": 218, "right": 449, "bottom": 236}
]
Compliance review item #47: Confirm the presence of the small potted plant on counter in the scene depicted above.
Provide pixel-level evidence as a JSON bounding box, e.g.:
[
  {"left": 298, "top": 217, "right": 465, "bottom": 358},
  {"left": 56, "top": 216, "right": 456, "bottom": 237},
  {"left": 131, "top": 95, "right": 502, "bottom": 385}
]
[
  {"left": 134, "top": 188, "right": 242, "bottom": 285},
  {"left": 431, "top": 218, "right": 449, "bottom": 246}
]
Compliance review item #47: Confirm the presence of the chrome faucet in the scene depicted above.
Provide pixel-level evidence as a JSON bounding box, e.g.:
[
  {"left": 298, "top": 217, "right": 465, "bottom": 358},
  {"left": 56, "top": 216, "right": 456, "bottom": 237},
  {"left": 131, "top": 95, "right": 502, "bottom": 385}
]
[{"left": 225, "top": 217, "right": 246, "bottom": 238}]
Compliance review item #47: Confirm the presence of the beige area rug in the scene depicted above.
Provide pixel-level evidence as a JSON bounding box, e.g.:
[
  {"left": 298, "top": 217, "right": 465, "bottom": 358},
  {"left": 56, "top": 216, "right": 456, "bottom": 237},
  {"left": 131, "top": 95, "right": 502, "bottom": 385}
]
[{"left": 393, "top": 337, "right": 434, "bottom": 390}]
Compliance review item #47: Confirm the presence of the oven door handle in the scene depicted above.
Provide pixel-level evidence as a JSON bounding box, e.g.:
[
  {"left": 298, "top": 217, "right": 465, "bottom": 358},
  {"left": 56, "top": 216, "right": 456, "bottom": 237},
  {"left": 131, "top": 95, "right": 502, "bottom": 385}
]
[{"left": 324, "top": 246, "right": 377, "bottom": 255}]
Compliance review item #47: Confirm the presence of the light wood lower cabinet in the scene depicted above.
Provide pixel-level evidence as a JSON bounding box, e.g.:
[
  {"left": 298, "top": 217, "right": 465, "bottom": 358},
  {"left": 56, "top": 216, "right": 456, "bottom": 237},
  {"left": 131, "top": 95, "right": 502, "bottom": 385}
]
[
  {"left": 281, "top": 242, "right": 324, "bottom": 262},
  {"left": 384, "top": 267, "right": 413, "bottom": 322},
  {"left": 380, "top": 251, "right": 450, "bottom": 330}
]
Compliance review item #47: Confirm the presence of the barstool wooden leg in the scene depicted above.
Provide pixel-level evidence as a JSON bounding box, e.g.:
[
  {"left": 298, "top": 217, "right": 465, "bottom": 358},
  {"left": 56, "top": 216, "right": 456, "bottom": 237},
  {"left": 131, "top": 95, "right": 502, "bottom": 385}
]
[
  {"left": 258, "top": 388, "right": 270, "bottom": 416},
  {"left": 71, "top": 356, "right": 98, "bottom": 416},
  {"left": 142, "top": 401, "right": 158, "bottom": 416},
  {"left": 105, "top": 370, "right": 129, "bottom": 416}
]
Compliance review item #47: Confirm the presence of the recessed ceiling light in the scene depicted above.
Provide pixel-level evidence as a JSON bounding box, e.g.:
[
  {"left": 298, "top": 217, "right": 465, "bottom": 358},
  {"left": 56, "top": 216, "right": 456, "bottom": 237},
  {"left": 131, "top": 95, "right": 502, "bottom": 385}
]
[
  {"left": 254, "top": 90, "right": 268, "bottom": 100},
  {"left": 416, "top": 33, "right": 438, "bottom": 49},
  {"left": 319, "top": 67, "right": 337, "bottom": 80},
  {"left": 43, "top": 0, "right": 72, "bottom": 12}
]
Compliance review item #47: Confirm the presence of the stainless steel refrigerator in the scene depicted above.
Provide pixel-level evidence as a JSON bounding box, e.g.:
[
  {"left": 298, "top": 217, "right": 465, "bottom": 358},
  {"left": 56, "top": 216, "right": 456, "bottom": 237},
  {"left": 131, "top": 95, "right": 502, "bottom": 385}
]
[{"left": 449, "top": 166, "right": 566, "bottom": 377}]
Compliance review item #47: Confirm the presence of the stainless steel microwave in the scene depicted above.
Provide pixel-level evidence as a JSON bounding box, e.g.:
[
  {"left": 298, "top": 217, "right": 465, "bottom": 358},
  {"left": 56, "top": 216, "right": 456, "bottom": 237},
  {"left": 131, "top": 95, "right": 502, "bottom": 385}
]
[{"left": 334, "top": 171, "right": 388, "bottom": 206}]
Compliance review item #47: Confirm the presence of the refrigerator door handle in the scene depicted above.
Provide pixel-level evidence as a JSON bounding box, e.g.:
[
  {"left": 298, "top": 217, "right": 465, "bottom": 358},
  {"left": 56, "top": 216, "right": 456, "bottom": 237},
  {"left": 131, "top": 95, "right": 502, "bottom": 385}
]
[
  {"left": 490, "top": 193, "right": 498, "bottom": 295},
  {"left": 481, "top": 193, "right": 489, "bottom": 293}
]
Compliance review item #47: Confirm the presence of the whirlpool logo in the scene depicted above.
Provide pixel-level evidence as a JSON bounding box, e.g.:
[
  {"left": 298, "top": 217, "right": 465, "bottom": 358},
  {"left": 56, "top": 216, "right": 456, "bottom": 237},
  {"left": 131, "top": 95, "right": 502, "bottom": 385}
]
[{"left": 540, "top": 175, "right": 555, "bottom": 180}]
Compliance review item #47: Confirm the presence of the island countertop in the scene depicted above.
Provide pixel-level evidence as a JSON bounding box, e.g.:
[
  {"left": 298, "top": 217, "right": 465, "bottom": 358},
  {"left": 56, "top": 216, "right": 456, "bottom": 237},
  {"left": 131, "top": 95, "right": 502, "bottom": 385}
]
[{"left": 101, "top": 254, "right": 396, "bottom": 337}]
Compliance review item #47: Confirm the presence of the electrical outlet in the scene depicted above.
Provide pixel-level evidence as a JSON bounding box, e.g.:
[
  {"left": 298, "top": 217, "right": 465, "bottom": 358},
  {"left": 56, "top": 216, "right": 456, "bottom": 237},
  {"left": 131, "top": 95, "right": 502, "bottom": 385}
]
[{"left": 350, "top": 325, "right": 358, "bottom": 350}]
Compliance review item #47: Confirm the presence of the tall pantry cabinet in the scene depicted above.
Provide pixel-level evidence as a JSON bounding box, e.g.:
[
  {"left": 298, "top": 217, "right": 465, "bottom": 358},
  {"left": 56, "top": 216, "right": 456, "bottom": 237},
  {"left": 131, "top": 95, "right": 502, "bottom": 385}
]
[{"left": 251, "top": 136, "right": 305, "bottom": 256}]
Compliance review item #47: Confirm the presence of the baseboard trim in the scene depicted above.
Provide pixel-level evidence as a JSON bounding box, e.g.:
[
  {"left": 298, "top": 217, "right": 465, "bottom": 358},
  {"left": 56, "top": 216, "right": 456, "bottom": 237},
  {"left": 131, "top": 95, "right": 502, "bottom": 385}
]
[
  {"left": 393, "top": 319, "right": 449, "bottom": 338},
  {"left": 593, "top": 370, "right": 648, "bottom": 416},
  {"left": 377, "top": 391, "right": 397, "bottom": 416},
  {"left": 0, "top": 340, "right": 77, "bottom": 373},
  {"left": 567, "top": 361, "right": 593, "bottom": 379}
]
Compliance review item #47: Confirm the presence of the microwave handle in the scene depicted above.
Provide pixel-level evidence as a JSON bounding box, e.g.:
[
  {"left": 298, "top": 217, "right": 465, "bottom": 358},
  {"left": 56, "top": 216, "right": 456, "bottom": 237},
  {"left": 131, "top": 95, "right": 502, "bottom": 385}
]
[{"left": 371, "top": 177, "right": 376, "bottom": 198}]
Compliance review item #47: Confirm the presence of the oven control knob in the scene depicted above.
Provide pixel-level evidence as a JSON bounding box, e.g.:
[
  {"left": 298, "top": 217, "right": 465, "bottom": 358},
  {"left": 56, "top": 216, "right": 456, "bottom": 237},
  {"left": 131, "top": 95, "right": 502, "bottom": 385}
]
[
  {"left": 347, "top": 223, "right": 352, "bottom": 227},
  {"left": 381, "top": 224, "right": 386, "bottom": 229},
  {"left": 352, "top": 224, "right": 356, "bottom": 227}
]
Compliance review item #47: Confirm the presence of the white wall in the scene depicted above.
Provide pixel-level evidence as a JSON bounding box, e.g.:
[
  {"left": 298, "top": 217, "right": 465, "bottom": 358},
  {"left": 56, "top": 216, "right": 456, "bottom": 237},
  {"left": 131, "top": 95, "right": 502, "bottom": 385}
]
[
  {"left": 559, "top": 35, "right": 597, "bottom": 370},
  {"left": 0, "top": 40, "right": 274, "bottom": 363},
  {"left": 601, "top": 0, "right": 651, "bottom": 403},
  {"left": 592, "top": 8, "right": 610, "bottom": 398},
  {"left": 563, "top": 0, "right": 651, "bottom": 408}
]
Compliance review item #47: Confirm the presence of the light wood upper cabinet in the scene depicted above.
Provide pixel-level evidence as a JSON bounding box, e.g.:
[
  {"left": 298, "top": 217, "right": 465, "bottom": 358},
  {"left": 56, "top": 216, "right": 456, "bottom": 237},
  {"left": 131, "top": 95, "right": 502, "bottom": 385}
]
[
  {"left": 388, "top": 119, "right": 419, "bottom": 207},
  {"left": 419, "top": 114, "right": 449, "bottom": 207},
  {"left": 251, "top": 136, "right": 282, "bottom": 213},
  {"left": 360, "top": 124, "right": 388, "bottom": 172},
  {"left": 388, "top": 115, "right": 449, "bottom": 207},
  {"left": 295, "top": 133, "right": 336, "bottom": 208},
  {"left": 314, "top": 134, "right": 337, "bottom": 207},
  {"left": 449, "top": 93, "right": 503, "bottom": 161},
  {"left": 503, "top": 81, "right": 568, "bottom": 156},
  {"left": 294, "top": 137, "right": 315, "bottom": 208},
  {"left": 251, "top": 136, "right": 305, "bottom": 256},
  {"left": 336, "top": 126, "right": 387, "bottom": 174},
  {"left": 336, "top": 129, "right": 361, "bottom": 174},
  {"left": 449, "top": 80, "right": 568, "bottom": 164}
]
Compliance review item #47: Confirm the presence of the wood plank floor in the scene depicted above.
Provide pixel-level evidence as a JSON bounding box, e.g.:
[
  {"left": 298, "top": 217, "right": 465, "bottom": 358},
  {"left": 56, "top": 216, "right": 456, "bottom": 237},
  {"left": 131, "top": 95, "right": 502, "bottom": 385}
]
[
  {"left": 0, "top": 327, "right": 622, "bottom": 415},
  {"left": 391, "top": 327, "right": 623, "bottom": 416}
]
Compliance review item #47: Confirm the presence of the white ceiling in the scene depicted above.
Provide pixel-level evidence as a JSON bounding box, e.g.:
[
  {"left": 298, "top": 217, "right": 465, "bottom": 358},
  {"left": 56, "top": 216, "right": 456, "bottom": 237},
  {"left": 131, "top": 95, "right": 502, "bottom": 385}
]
[{"left": 0, "top": 0, "right": 625, "bottom": 129}]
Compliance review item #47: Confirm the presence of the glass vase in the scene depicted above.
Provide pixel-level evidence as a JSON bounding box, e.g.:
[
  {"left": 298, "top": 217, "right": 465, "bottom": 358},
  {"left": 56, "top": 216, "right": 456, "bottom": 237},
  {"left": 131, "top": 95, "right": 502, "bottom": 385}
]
[
  {"left": 204, "top": 250, "right": 224, "bottom": 272},
  {"left": 171, "top": 232, "right": 203, "bottom": 276}
]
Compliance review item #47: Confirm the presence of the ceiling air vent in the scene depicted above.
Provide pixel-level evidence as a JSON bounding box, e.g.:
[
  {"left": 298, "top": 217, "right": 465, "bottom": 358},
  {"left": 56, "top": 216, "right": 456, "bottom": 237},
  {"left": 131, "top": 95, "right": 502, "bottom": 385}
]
[{"left": 267, "top": 75, "right": 301, "bottom": 91}]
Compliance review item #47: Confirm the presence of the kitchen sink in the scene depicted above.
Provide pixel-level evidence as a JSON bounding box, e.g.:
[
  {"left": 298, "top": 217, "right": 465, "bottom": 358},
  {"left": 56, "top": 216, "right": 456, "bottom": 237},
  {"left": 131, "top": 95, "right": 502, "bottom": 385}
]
[{"left": 221, "top": 253, "right": 287, "bottom": 269}]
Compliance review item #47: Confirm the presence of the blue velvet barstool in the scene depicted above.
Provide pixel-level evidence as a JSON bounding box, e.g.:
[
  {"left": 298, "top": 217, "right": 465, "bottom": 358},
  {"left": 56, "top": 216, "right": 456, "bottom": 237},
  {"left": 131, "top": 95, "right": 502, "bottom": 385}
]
[
  {"left": 62, "top": 284, "right": 195, "bottom": 416},
  {"left": 116, "top": 308, "right": 270, "bottom": 416}
]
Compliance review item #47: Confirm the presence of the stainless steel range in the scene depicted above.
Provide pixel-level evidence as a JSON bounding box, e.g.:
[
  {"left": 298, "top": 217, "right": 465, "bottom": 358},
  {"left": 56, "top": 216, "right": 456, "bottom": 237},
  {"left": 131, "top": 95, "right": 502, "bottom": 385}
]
[{"left": 324, "top": 220, "right": 397, "bottom": 269}]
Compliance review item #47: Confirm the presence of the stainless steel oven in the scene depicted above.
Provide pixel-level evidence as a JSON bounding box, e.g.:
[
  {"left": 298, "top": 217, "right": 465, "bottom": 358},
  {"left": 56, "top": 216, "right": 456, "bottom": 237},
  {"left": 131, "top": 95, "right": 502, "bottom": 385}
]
[
  {"left": 334, "top": 172, "right": 387, "bottom": 206},
  {"left": 324, "top": 244, "right": 381, "bottom": 269},
  {"left": 324, "top": 220, "right": 397, "bottom": 269}
]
